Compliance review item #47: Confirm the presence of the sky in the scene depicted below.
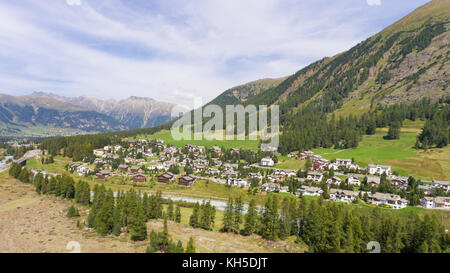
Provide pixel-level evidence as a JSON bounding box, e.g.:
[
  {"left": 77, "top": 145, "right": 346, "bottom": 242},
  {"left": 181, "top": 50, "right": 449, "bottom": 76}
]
[{"left": 0, "top": 0, "right": 430, "bottom": 108}]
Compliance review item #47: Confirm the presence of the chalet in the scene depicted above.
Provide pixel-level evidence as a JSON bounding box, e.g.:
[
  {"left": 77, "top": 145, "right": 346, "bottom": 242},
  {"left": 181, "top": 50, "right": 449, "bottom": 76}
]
[
  {"left": 326, "top": 176, "right": 342, "bottom": 185},
  {"left": 211, "top": 146, "right": 223, "bottom": 156},
  {"left": 130, "top": 166, "right": 142, "bottom": 173},
  {"left": 419, "top": 185, "right": 433, "bottom": 195},
  {"left": 274, "top": 169, "right": 297, "bottom": 177},
  {"left": 132, "top": 174, "right": 147, "bottom": 183},
  {"left": 390, "top": 176, "right": 408, "bottom": 190},
  {"left": 297, "top": 186, "right": 323, "bottom": 197},
  {"left": 128, "top": 140, "right": 137, "bottom": 147},
  {"left": 312, "top": 158, "right": 329, "bottom": 171},
  {"left": 347, "top": 176, "right": 361, "bottom": 186},
  {"left": 421, "top": 197, "right": 450, "bottom": 209},
  {"left": 261, "top": 183, "right": 280, "bottom": 192},
  {"left": 248, "top": 172, "right": 263, "bottom": 180},
  {"left": 226, "top": 178, "right": 249, "bottom": 187},
  {"left": 336, "top": 159, "right": 352, "bottom": 167},
  {"left": 229, "top": 148, "right": 240, "bottom": 154},
  {"left": 367, "top": 164, "right": 391, "bottom": 176},
  {"left": 432, "top": 180, "right": 450, "bottom": 192},
  {"left": 96, "top": 171, "right": 110, "bottom": 180},
  {"left": 367, "top": 176, "right": 381, "bottom": 187},
  {"left": 193, "top": 164, "right": 206, "bottom": 173},
  {"left": 288, "top": 152, "right": 298, "bottom": 158},
  {"left": 330, "top": 189, "right": 359, "bottom": 203},
  {"left": 368, "top": 193, "right": 408, "bottom": 209},
  {"left": 260, "top": 157, "right": 274, "bottom": 167},
  {"left": 93, "top": 149, "right": 105, "bottom": 157},
  {"left": 279, "top": 186, "right": 289, "bottom": 193},
  {"left": 178, "top": 175, "right": 196, "bottom": 187},
  {"left": 306, "top": 171, "right": 323, "bottom": 182},
  {"left": 158, "top": 172, "right": 175, "bottom": 183},
  {"left": 298, "top": 151, "right": 314, "bottom": 160},
  {"left": 207, "top": 168, "right": 221, "bottom": 175}
]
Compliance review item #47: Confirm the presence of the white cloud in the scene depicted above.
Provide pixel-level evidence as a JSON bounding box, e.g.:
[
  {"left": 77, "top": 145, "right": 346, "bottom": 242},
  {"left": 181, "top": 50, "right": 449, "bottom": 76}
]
[
  {"left": 0, "top": 0, "right": 408, "bottom": 107},
  {"left": 66, "top": 0, "right": 81, "bottom": 6},
  {"left": 367, "top": 0, "right": 381, "bottom": 6}
]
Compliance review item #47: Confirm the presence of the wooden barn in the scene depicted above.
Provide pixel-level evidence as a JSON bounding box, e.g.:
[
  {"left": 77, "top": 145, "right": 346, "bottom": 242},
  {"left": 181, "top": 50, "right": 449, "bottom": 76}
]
[{"left": 178, "top": 175, "right": 196, "bottom": 187}]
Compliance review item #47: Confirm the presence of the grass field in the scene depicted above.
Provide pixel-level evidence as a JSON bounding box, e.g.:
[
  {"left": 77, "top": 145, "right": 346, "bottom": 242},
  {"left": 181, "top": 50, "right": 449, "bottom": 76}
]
[{"left": 312, "top": 120, "right": 450, "bottom": 181}]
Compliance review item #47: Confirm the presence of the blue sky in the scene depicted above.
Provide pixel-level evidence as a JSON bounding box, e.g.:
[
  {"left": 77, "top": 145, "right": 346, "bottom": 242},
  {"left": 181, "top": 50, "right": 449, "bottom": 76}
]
[{"left": 0, "top": 0, "right": 430, "bottom": 107}]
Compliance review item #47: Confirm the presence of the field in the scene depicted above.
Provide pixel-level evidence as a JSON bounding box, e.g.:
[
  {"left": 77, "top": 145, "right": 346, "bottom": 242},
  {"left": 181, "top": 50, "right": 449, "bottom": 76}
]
[
  {"left": 311, "top": 120, "right": 450, "bottom": 181},
  {"left": 0, "top": 172, "right": 306, "bottom": 253}
]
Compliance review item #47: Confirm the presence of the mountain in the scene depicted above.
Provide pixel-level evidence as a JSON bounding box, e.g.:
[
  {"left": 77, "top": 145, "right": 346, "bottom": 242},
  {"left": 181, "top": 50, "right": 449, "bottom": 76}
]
[
  {"left": 207, "top": 77, "right": 288, "bottom": 106},
  {"left": 0, "top": 93, "right": 126, "bottom": 136},
  {"left": 0, "top": 92, "right": 179, "bottom": 136},
  {"left": 169, "top": 0, "right": 448, "bottom": 152},
  {"left": 55, "top": 95, "right": 177, "bottom": 129}
]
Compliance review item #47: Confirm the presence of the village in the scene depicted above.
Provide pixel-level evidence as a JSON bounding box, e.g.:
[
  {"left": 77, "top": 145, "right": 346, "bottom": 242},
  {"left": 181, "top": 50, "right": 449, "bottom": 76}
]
[{"left": 40, "top": 137, "right": 450, "bottom": 211}]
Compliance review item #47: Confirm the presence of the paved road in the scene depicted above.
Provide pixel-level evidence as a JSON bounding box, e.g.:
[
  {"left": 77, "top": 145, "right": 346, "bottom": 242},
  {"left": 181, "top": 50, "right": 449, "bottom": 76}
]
[{"left": 0, "top": 150, "right": 40, "bottom": 173}]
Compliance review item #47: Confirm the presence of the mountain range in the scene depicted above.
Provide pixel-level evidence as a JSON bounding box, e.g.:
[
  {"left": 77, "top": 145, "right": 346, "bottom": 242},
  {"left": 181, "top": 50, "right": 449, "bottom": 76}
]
[
  {"left": 0, "top": 92, "right": 179, "bottom": 136},
  {"left": 1, "top": 0, "right": 449, "bottom": 138}
]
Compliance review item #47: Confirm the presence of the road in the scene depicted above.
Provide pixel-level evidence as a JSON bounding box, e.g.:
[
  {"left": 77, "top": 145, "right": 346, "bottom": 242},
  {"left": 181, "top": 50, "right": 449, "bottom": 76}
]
[{"left": 0, "top": 150, "right": 40, "bottom": 173}]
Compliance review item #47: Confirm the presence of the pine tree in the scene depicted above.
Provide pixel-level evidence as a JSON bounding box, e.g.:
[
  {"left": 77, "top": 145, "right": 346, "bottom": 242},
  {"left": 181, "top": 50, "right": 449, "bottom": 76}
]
[
  {"left": 175, "top": 204, "right": 181, "bottom": 223},
  {"left": 130, "top": 204, "right": 148, "bottom": 241},
  {"left": 186, "top": 237, "right": 196, "bottom": 253}
]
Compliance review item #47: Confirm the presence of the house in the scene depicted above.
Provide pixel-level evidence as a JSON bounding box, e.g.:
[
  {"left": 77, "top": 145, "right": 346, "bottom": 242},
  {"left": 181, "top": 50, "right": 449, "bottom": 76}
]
[
  {"left": 178, "top": 175, "right": 196, "bottom": 187},
  {"left": 367, "top": 176, "right": 381, "bottom": 187},
  {"left": 306, "top": 171, "right": 323, "bottom": 182},
  {"left": 261, "top": 183, "right": 280, "bottom": 192},
  {"left": 421, "top": 197, "right": 450, "bottom": 209},
  {"left": 419, "top": 185, "right": 433, "bottom": 195},
  {"left": 207, "top": 168, "right": 221, "bottom": 175},
  {"left": 119, "top": 165, "right": 129, "bottom": 172},
  {"left": 230, "top": 148, "right": 240, "bottom": 154},
  {"left": 347, "top": 176, "right": 361, "bottom": 186},
  {"left": 248, "top": 172, "right": 263, "bottom": 180},
  {"left": 336, "top": 159, "right": 352, "bottom": 167},
  {"left": 96, "top": 171, "right": 110, "bottom": 179},
  {"left": 367, "top": 165, "right": 392, "bottom": 176},
  {"left": 132, "top": 174, "right": 146, "bottom": 183},
  {"left": 329, "top": 189, "right": 359, "bottom": 202},
  {"left": 368, "top": 193, "right": 408, "bottom": 209},
  {"left": 130, "top": 166, "right": 142, "bottom": 173},
  {"left": 297, "top": 186, "right": 323, "bottom": 196},
  {"left": 390, "top": 176, "right": 408, "bottom": 190},
  {"left": 226, "top": 178, "right": 249, "bottom": 187},
  {"left": 260, "top": 157, "right": 275, "bottom": 167},
  {"left": 158, "top": 172, "right": 175, "bottom": 183},
  {"left": 288, "top": 152, "right": 297, "bottom": 158},
  {"left": 432, "top": 180, "right": 450, "bottom": 192},
  {"left": 274, "top": 169, "right": 297, "bottom": 177},
  {"left": 210, "top": 146, "right": 223, "bottom": 156},
  {"left": 298, "top": 151, "right": 314, "bottom": 160},
  {"left": 93, "top": 149, "right": 105, "bottom": 157},
  {"left": 312, "top": 159, "right": 329, "bottom": 171},
  {"left": 326, "top": 176, "right": 342, "bottom": 185}
]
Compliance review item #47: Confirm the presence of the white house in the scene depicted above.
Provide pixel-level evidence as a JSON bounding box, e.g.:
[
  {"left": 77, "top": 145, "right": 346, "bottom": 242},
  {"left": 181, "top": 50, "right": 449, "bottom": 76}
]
[
  {"left": 368, "top": 193, "right": 408, "bottom": 209},
  {"left": 93, "top": 149, "right": 105, "bottom": 157},
  {"left": 227, "top": 178, "right": 249, "bottom": 187},
  {"left": 261, "top": 157, "right": 275, "bottom": 167},
  {"left": 329, "top": 189, "right": 359, "bottom": 203},
  {"left": 306, "top": 171, "right": 323, "bottom": 182},
  {"left": 432, "top": 180, "right": 450, "bottom": 192},
  {"left": 297, "top": 186, "right": 323, "bottom": 197},
  {"left": 421, "top": 197, "right": 450, "bottom": 209},
  {"left": 326, "top": 176, "right": 342, "bottom": 185},
  {"left": 347, "top": 176, "right": 361, "bottom": 186},
  {"left": 367, "top": 164, "right": 392, "bottom": 176}
]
